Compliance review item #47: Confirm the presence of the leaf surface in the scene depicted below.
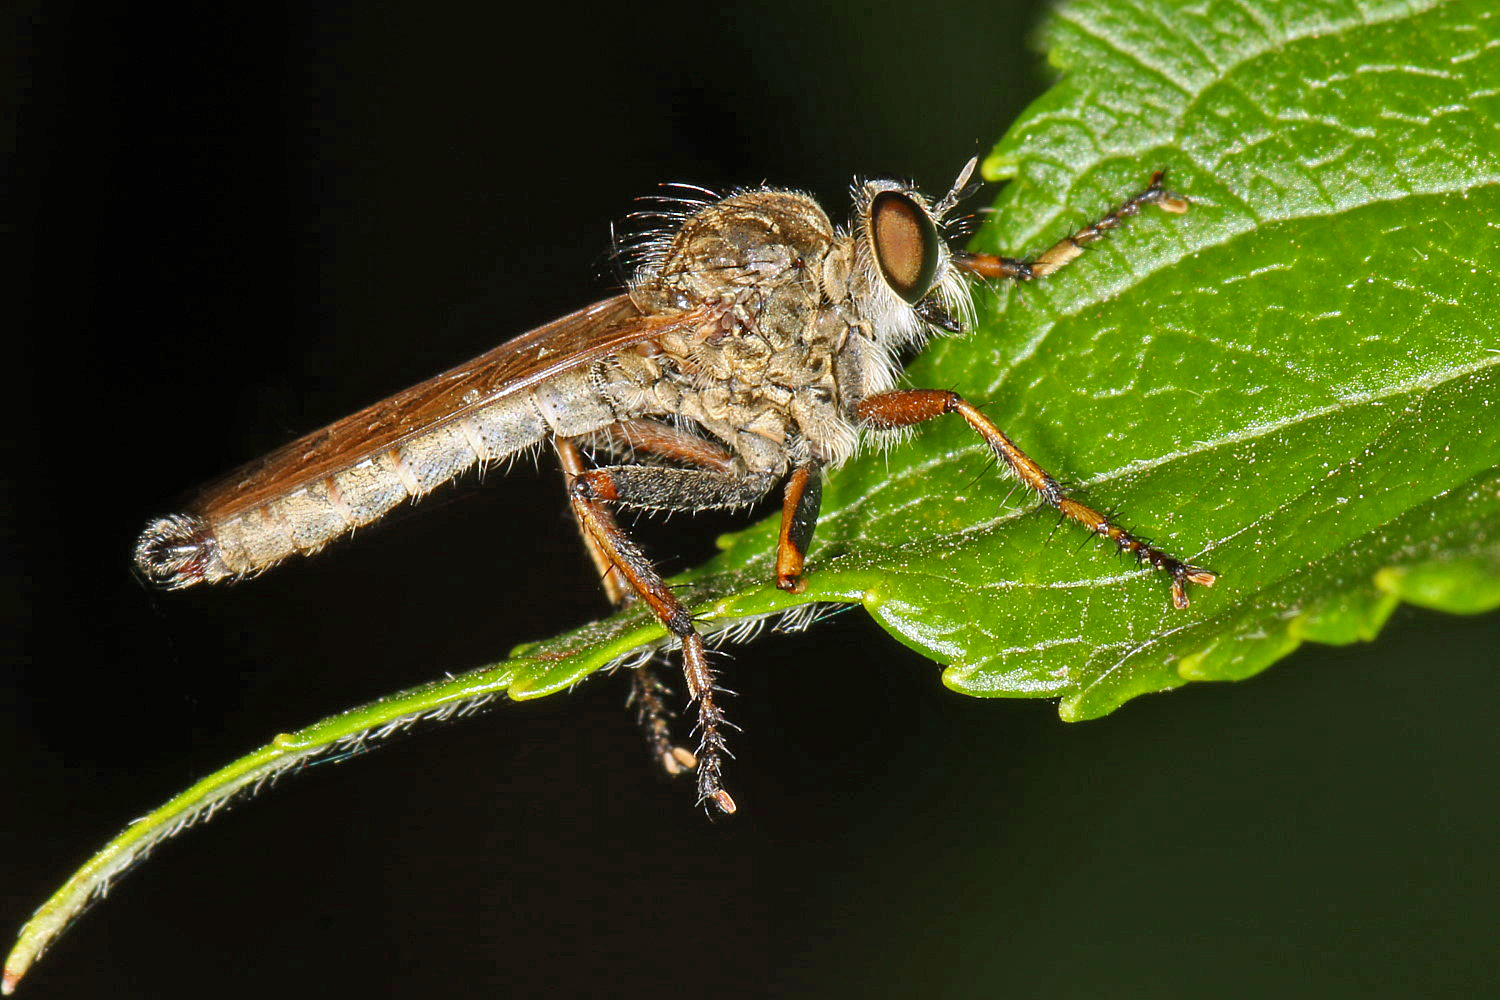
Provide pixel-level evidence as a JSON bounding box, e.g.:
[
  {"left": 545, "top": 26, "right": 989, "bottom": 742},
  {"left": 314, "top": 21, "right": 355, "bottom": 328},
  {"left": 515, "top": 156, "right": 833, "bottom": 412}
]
[{"left": 674, "top": 0, "right": 1500, "bottom": 717}]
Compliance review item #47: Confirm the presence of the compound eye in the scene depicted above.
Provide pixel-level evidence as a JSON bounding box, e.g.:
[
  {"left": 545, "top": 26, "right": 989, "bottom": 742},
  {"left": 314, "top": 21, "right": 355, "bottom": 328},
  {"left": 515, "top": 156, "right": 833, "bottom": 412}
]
[{"left": 871, "top": 191, "right": 940, "bottom": 304}]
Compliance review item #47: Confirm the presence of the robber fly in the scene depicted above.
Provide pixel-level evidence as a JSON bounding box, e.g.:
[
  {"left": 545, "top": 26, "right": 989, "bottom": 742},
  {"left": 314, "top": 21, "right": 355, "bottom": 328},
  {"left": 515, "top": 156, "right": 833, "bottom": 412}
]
[{"left": 133, "top": 159, "right": 1215, "bottom": 813}]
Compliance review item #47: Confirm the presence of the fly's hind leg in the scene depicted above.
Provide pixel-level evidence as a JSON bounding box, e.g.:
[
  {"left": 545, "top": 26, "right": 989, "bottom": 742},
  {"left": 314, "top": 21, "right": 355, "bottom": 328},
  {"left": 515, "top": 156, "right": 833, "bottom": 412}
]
[
  {"left": 855, "top": 391, "right": 1216, "bottom": 608},
  {"left": 558, "top": 437, "right": 688, "bottom": 777},
  {"left": 954, "top": 171, "right": 1189, "bottom": 283},
  {"left": 566, "top": 455, "right": 777, "bottom": 813},
  {"left": 556, "top": 432, "right": 732, "bottom": 779},
  {"left": 557, "top": 423, "right": 743, "bottom": 603},
  {"left": 557, "top": 436, "right": 633, "bottom": 606},
  {"left": 626, "top": 665, "right": 698, "bottom": 777}
]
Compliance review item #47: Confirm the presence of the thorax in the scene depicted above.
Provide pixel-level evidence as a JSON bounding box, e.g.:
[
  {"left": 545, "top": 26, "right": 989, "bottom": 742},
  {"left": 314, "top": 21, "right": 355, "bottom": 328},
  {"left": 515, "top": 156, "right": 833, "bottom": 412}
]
[{"left": 601, "top": 189, "right": 897, "bottom": 472}]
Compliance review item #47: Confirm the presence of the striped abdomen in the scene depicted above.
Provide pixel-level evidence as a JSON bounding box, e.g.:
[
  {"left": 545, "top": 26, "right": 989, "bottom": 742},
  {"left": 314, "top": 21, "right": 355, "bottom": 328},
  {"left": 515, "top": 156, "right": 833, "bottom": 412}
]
[{"left": 134, "top": 365, "right": 618, "bottom": 588}]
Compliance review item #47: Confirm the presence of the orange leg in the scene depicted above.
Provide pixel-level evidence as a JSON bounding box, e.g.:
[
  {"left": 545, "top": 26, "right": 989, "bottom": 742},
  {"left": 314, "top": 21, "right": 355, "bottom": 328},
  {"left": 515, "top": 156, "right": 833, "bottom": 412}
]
[
  {"left": 556, "top": 437, "right": 631, "bottom": 605},
  {"left": 955, "top": 170, "right": 1189, "bottom": 283},
  {"left": 567, "top": 463, "right": 776, "bottom": 813},
  {"left": 855, "top": 390, "right": 1215, "bottom": 608},
  {"left": 775, "top": 464, "right": 823, "bottom": 593},
  {"left": 554, "top": 427, "right": 747, "bottom": 782}
]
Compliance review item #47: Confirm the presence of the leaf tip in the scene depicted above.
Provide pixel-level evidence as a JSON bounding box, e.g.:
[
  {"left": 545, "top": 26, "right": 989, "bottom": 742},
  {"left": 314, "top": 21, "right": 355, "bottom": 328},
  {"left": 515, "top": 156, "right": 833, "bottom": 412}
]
[{"left": 979, "top": 152, "right": 1018, "bottom": 183}]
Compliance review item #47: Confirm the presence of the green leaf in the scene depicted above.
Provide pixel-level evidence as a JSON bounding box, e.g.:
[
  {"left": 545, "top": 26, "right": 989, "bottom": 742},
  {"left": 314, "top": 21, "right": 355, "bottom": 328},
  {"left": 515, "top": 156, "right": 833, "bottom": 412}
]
[
  {"left": 8, "top": 0, "right": 1499, "bottom": 989},
  {"left": 694, "top": 0, "right": 1500, "bottom": 718}
]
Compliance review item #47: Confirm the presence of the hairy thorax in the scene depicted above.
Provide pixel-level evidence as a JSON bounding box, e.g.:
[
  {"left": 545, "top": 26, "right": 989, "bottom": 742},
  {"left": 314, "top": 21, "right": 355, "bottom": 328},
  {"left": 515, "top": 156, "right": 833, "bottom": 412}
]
[{"left": 600, "top": 190, "right": 878, "bottom": 474}]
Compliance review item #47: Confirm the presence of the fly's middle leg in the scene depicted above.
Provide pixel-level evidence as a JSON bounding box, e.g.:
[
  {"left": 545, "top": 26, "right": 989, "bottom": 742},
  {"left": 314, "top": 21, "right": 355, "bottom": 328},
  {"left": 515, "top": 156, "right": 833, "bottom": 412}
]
[
  {"left": 855, "top": 390, "right": 1216, "bottom": 608},
  {"left": 567, "top": 461, "right": 777, "bottom": 813},
  {"left": 775, "top": 464, "right": 823, "bottom": 593}
]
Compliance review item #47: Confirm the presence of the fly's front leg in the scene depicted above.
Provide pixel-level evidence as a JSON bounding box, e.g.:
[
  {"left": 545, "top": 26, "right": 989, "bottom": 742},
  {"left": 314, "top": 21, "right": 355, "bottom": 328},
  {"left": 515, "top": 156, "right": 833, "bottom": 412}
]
[
  {"left": 955, "top": 171, "right": 1189, "bottom": 283},
  {"left": 855, "top": 390, "right": 1216, "bottom": 608},
  {"left": 568, "top": 463, "right": 777, "bottom": 813}
]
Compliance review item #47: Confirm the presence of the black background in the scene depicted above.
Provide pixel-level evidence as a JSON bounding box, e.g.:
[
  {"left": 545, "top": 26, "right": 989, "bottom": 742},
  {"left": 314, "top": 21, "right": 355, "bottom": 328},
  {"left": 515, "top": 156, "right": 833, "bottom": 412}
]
[{"left": 9, "top": 2, "right": 1499, "bottom": 997}]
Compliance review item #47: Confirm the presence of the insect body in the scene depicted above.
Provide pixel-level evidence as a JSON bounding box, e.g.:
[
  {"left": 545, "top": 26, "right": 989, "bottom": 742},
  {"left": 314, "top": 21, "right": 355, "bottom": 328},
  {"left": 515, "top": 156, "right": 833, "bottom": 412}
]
[{"left": 134, "top": 160, "right": 1215, "bottom": 813}]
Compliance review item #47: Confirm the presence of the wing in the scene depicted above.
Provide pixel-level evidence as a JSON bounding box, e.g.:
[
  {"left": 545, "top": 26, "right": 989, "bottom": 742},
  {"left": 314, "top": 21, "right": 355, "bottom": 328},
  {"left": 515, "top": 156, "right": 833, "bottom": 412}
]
[{"left": 192, "top": 294, "right": 711, "bottom": 519}]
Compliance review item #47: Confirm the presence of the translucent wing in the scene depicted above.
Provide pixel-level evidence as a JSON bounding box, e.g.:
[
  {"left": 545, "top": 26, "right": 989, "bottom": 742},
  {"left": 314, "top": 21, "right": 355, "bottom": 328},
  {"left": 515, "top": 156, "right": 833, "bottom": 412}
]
[{"left": 193, "top": 295, "right": 710, "bottom": 519}]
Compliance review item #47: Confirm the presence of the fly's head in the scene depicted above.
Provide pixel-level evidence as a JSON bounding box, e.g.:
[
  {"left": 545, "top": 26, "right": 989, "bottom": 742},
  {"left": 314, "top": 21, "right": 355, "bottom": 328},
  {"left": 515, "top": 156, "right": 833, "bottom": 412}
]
[{"left": 844, "top": 157, "right": 979, "bottom": 352}]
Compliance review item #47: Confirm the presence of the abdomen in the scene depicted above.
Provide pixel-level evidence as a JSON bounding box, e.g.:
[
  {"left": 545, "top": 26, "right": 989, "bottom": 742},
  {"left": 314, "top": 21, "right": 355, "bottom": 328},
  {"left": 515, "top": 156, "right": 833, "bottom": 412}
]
[{"left": 134, "top": 367, "right": 614, "bottom": 588}]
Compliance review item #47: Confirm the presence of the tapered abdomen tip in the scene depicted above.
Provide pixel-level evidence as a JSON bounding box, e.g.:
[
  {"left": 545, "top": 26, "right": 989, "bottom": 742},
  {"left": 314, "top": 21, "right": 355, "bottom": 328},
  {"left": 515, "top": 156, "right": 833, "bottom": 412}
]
[{"left": 133, "top": 513, "right": 218, "bottom": 589}]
